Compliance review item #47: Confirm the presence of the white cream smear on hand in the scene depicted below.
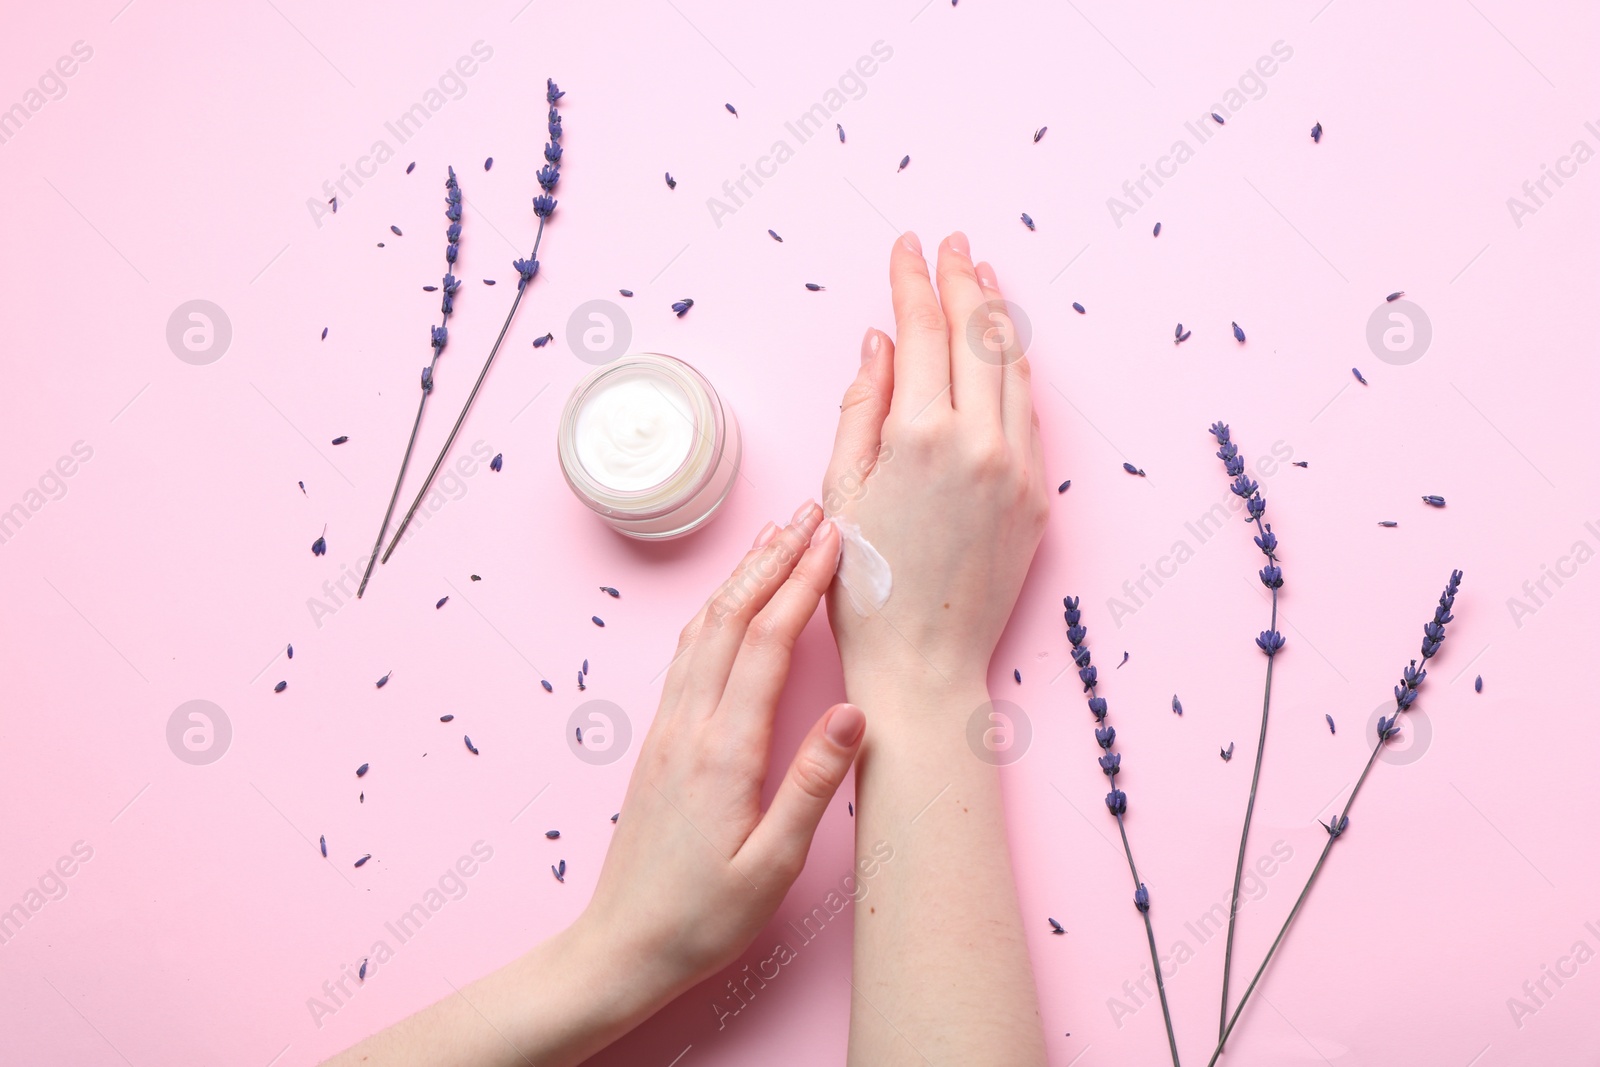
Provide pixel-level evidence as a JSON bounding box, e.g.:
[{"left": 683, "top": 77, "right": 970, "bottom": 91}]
[
  {"left": 829, "top": 518, "right": 892, "bottom": 615},
  {"left": 573, "top": 372, "right": 695, "bottom": 491}
]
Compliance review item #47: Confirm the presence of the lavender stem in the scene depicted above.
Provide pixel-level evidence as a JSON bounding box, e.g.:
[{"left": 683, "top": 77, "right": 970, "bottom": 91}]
[
  {"left": 1205, "top": 741, "right": 1382, "bottom": 1067},
  {"left": 1217, "top": 510, "right": 1278, "bottom": 1048},
  {"left": 1115, "top": 812, "right": 1182, "bottom": 1067},
  {"left": 380, "top": 220, "right": 545, "bottom": 563}
]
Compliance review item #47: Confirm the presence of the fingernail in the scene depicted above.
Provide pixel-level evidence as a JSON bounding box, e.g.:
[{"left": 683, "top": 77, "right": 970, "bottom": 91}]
[
  {"left": 860, "top": 327, "right": 880, "bottom": 365},
  {"left": 901, "top": 230, "right": 922, "bottom": 254},
  {"left": 752, "top": 521, "right": 778, "bottom": 548},
  {"left": 975, "top": 261, "right": 998, "bottom": 290},
  {"left": 825, "top": 703, "right": 866, "bottom": 747},
  {"left": 947, "top": 231, "right": 970, "bottom": 258},
  {"left": 790, "top": 498, "right": 817, "bottom": 525},
  {"left": 809, "top": 516, "right": 837, "bottom": 548}
]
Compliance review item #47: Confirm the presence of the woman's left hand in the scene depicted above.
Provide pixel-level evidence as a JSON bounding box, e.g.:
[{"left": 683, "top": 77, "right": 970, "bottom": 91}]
[{"left": 575, "top": 500, "right": 862, "bottom": 1015}]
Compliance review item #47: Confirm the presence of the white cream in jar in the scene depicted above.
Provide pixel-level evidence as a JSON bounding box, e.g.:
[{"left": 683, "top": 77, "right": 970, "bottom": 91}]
[{"left": 558, "top": 353, "right": 740, "bottom": 539}]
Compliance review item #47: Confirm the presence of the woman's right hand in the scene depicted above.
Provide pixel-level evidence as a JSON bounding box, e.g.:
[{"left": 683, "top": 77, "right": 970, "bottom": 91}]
[{"left": 821, "top": 231, "right": 1050, "bottom": 706}]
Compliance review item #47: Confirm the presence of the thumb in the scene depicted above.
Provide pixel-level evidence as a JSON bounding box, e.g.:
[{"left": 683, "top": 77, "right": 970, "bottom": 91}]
[
  {"left": 738, "top": 703, "right": 865, "bottom": 880},
  {"left": 822, "top": 329, "right": 893, "bottom": 514}
]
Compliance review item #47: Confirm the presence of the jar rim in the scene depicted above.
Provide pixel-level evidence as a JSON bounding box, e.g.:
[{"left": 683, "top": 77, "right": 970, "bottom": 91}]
[{"left": 557, "top": 352, "right": 727, "bottom": 519}]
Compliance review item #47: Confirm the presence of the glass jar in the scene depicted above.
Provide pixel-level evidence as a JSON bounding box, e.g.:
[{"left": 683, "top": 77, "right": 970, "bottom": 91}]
[{"left": 557, "top": 353, "right": 741, "bottom": 539}]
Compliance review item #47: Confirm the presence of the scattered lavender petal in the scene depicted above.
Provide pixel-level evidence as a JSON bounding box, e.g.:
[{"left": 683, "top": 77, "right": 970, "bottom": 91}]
[
  {"left": 533, "top": 333, "right": 554, "bottom": 348},
  {"left": 1379, "top": 520, "right": 1399, "bottom": 527},
  {"left": 1172, "top": 695, "right": 1182, "bottom": 716},
  {"left": 1325, "top": 714, "right": 1336, "bottom": 734},
  {"left": 321, "top": 327, "right": 328, "bottom": 340},
  {"left": 1034, "top": 126, "right": 1047, "bottom": 143},
  {"left": 1475, "top": 675, "right": 1483, "bottom": 693},
  {"left": 1221, "top": 742, "right": 1235, "bottom": 761},
  {"left": 274, "top": 680, "right": 286, "bottom": 693},
  {"left": 440, "top": 714, "right": 454, "bottom": 722},
  {"left": 436, "top": 596, "right": 449, "bottom": 609},
  {"left": 1072, "top": 302, "right": 1085, "bottom": 314},
  {"left": 592, "top": 615, "right": 605, "bottom": 627},
  {"left": 1292, "top": 461, "right": 1309, "bottom": 468},
  {"left": 619, "top": 289, "right": 633, "bottom": 297},
  {"left": 320, "top": 835, "right": 327, "bottom": 857},
  {"left": 805, "top": 282, "right": 825, "bottom": 291},
  {"left": 355, "top": 855, "right": 371, "bottom": 868},
  {"left": 541, "top": 679, "right": 553, "bottom": 693},
  {"left": 1048, "top": 917, "right": 1064, "bottom": 933},
  {"left": 356, "top": 763, "right": 369, "bottom": 777},
  {"left": 1014, "top": 668, "right": 1022, "bottom": 684},
  {"left": 484, "top": 156, "right": 493, "bottom": 170},
  {"left": 671, "top": 298, "right": 694, "bottom": 317},
  {"left": 725, "top": 103, "right": 738, "bottom": 116},
  {"left": 1021, "top": 212, "right": 1035, "bottom": 231},
  {"left": 490, "top": 453, "right": 503, "bottom": 472},
  {"left": 610, "top": 812, "right": 619, "bottom": 823},
  {"left": 376, "top": 671, "right": 391, "bottom": 688},
  {"left": 1422, "top": 495, "right": 1446, "bottom": 507},
  {"left": 1232, "top": 321, "right": 1246, "bottom": 343},
  {"left": 1311, "top": 122, "right": 1322, "bottom": 143},
  {"left": 769, "top": 229, "right": 783, "bottom": 242},
  {"left": 1057, "top": 479, "right": 1071, "bottom": 493},
  {"left": 897, "top": 154, "right": 910, "bottom": 171},
  {"left": 1116, "top": 651, "right": 1129, "bottom": 669},
  {"left": 1153, "top": 221, "right": 1161, "bottom": 236},
  {"left": 600, "top": 586, "right": 620, "bottom": 597},
  {"left": 406, "top": 161, "right": 416, "bottom": 173},
  {"left": 390, "top": 225, "right": 402, "bottom": 236},
  {"left": 1386, "top": 291, "right": 1404, "bottom": 302},
  {"left": 331, "top": 436, "right": 348, "bottom": 445},
  {"left": 463, "top": 735, "right": 478, "bottom": 754},
  {"left": 1211, "top": 112, "right": 1226, "bottom": 125},
  {"left": 837, "top": 123, "right": 845, "bottom": 142},
  {"left": 359, "top": 959, "right": 367, "bottom": 980},
  {"left": 545, "top": 830, "right": 561, "bottom": 839},
  {"left": 1353, "top": 367, "right": 1368, "bottom": 384},
  {"left": 665, "top": 172, "right": 676, "bottom": 190}
]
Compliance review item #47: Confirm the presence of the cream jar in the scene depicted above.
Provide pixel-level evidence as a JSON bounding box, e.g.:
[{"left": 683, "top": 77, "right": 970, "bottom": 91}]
[{"left": 557, "top": 353, "right": 741, "bottom": 539}]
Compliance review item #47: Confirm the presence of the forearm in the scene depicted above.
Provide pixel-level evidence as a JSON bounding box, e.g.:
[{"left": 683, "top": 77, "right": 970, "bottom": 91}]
[
  {"left": 321, "top": 916, "right": 669, "bottom": 1067},
  {"left": 845, "top": 678, "right": 1047, "bottom": 1066}
]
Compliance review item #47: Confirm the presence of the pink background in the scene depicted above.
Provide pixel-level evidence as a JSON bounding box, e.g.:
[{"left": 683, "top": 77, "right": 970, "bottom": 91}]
[{"left": 3, "top": 1, "right": 1596, "bottom": 1064}]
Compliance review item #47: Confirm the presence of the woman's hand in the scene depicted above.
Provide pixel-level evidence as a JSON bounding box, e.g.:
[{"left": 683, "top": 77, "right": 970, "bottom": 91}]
[
  {"left": 578, "top": 500, "right": 862, "bottom": 1004},
  {"left": 324, "top": 504, "right": 862, "bottom": 1067},
  {"left": 822, "top": 231, "right": 1049, "bottom": 705}
]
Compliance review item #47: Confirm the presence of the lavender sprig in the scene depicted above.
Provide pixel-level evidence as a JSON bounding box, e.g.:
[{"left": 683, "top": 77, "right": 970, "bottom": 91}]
[
  {"left": 1066, "top": 596, "right": 1182, "bottom": 1067},
  {"left": 356, "top": 168, "right": 466, "bottom": 598},
  {"left": 382, "top": 80, "right": 565, "bottom": 563},
  {"left": 1209, "top": 421, "right": 1285, "bottom": 1049},
  {"left": 1206, "top": 571, "right": 1462, "bottom": 1066}
]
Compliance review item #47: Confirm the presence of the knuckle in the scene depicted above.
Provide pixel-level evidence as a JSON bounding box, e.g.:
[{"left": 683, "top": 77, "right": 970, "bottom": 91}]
[
  {"left": 904, "top": 306, "right": 948, "bottom": 336},
  {"left": 742, "top": 608, "right": 790, "bottom": 652},
  {"left": 789, "top": 749, "right": 838, "bottom": 801}
]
